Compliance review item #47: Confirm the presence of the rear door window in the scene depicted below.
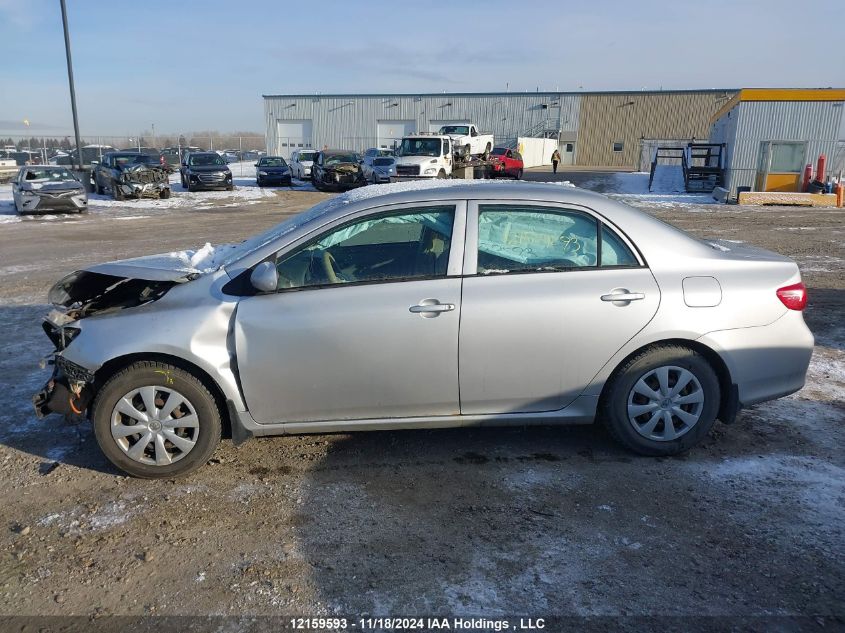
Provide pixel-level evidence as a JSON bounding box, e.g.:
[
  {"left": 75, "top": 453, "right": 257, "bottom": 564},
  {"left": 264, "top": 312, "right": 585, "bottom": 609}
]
[{"left": 476, "top": 205, "right": 599, "bottom": 273}]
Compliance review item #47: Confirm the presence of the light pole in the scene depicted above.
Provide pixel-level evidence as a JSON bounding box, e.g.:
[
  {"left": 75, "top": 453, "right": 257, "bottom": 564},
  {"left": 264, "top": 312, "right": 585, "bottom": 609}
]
[{"left": 60, "top": 0, "right": 83, "bottom": 170}]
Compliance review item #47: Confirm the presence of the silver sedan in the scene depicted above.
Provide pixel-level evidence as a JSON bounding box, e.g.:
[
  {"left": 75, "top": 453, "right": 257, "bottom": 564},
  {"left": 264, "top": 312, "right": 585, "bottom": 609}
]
[{"left": 33, "top": 181, "right": 814, "bottom": 478}]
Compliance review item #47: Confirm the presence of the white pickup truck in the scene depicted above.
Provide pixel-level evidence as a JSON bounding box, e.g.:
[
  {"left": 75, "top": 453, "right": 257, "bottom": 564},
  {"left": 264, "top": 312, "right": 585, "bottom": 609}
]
[
  {"left": 393, "top": 135, "right": 453, "bottom": 179},
  {"left": 437, "top": 124, "right": 494, "bottom": 160}
]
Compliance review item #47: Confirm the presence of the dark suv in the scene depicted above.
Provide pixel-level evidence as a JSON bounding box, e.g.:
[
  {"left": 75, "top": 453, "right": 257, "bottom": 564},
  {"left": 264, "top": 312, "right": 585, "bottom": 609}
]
[{"left": 180, "top": 152, "right": 233, "bottom": 192}]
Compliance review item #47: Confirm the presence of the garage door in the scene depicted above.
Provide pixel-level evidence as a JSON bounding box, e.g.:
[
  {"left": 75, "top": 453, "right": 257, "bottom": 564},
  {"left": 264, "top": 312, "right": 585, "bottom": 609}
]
[
  {"left": 376, "top": 120, "right": 416, "bottom": 150},
  {"left": 276, "top": 119, "right": 313, "bottom": 158}
]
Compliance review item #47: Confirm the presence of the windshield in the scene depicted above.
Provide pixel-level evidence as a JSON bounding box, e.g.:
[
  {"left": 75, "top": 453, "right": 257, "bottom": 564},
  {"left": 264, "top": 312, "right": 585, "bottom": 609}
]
[
  {"left": 440, "top": 125, "right": 469, "bottom": 135},
  {"left": 397, "top": 138, "right": 442, "bottom": 157},
  {"left": 373, "top": 157, "right": 395, "bottom": 166},
  {"left": 491, "top": 148, "right": 507, "bottom": 155},
  {"left": 24, "top": 168, "right": 76, "bottom": 181},
  {"left": 259, "top": 157, "right": 287, "bottom": 167},
  {"left": 297, "top": 152, "right": 316, "bottom": 162},
  {"left": 114, "top": 154, "right": 158, "bottom": 169},
  {"left": 189, "top": 154, "right": 226, "bottom": 166},
  {"left": 324, "top": 153, "right": 359, "bottom": 165}
]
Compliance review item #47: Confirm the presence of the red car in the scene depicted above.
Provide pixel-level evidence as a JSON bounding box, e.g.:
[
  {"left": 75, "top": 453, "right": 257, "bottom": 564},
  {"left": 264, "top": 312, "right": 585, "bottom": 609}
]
[{"left": 489, "top": 147, "right": 523, "bottom": 179}]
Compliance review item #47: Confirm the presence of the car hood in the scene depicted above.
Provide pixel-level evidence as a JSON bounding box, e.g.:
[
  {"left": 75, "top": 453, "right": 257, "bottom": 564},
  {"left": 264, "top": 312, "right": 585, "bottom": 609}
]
[
  {"left": 395, "top": 156, "right": 439, "bottom": 166},
  {"left": 322, "top": 162, "right": 360, "bottom": 173},
  {"left": 47, "top": 244, "right": 237, "bottom": 318},
  {"left": 187, "top": 165, "right": 230, "bottom": 173}
]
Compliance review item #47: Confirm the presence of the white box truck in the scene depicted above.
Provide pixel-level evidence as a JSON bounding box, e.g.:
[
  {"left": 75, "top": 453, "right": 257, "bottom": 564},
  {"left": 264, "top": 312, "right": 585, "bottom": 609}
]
[{"left": 393, "top": 134, "right": 454, "bottom": 179}]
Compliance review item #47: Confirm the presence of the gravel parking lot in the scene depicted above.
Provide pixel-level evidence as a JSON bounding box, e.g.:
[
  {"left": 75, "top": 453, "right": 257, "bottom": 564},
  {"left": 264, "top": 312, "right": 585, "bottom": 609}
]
[{"left": 0, "top": 174, "right": 842, "bottom": 624}]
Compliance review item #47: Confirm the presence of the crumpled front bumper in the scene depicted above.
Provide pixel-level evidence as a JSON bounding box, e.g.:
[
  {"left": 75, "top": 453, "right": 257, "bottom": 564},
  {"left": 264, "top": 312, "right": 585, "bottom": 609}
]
[
  {"left": 32, "top": 355, "right": 95, "bottom": 420},
  {"left": 118, "top": 181, "right": 169, "bottom": 198}
]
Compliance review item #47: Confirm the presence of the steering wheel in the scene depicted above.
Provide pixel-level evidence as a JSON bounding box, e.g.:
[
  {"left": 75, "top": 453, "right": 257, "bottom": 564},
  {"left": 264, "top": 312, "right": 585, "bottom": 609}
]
[{"left": 321, "top": 250, "right": 341, "bottom": 284}]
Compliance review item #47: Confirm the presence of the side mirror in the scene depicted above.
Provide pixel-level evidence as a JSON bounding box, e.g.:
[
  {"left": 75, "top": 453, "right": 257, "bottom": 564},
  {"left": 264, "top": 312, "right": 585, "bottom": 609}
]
[{"left": 250, "top": 261, "right": 278, "bottom": 293}]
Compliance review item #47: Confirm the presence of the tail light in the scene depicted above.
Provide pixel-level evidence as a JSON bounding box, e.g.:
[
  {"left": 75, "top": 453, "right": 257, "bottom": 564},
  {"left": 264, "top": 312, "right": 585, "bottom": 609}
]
[{"left": 776, "top": 282, "right": 807, "bottom": 310}]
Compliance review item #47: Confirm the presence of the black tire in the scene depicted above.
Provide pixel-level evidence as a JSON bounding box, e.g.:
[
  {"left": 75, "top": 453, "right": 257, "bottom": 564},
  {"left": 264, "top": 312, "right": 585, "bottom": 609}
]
[
  {"left": 256, "top": 178, "right": 263, "bottom": 187},
  {"left": 464, "top": 145, "right": 471, "bottom": 160},
  {"left": 187, "top": 183, "right": 195, "bottom": 192},
  {"left": 437, "top": 169, "right": 447, "bottom": 179},
  {"left": 600, "top": 345, "right": 720, "bottom": 456},
  {"left": 483, "top": 143, "right": 491, "bottom": 160},
  {"left": 227, "top": 185, "right": 234, "bottom": 191},
  {"left": 95, "top": 182, "right": 104, "bottom": 195},
  {"left": 92, "top": 361, "right": 222, "bottom": 479},
  {"left": 515, "top": 168, "right": 523, "bottom": 180},
  {"left": 159, "top": 188, "right": 171, "bottom": 199},
  {"left": 112, "top": 183, "right": 124, "bottom": 201}
]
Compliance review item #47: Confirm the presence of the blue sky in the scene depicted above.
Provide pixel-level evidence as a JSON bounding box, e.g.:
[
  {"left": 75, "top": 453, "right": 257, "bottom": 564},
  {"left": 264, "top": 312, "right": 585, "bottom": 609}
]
[{"left": 0, "top": 0, "right": 842, "bottom": 135}]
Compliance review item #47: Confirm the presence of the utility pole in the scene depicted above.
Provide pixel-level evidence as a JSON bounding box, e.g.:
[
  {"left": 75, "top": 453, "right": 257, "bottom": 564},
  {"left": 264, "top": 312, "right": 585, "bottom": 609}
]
[{"left": 60, "top": 0, "right": 83, "bottom": 170}]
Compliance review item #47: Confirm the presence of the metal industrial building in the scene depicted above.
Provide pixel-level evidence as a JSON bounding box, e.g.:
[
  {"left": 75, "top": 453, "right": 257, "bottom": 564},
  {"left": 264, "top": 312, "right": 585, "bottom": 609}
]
[
  {"left": 709, "top": 88, "right": 845, "bottom": 195},
  {"left": 263, "top": 89, "right": 735, "bottom": 168}
]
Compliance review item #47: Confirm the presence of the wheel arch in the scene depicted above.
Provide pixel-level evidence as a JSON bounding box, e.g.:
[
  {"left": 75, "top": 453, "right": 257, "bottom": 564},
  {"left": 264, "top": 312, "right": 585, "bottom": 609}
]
[
  {"left": 92, "top": 352, "right": 232, "bottom": 438},
  {"left": 597, "top": 338, "right": 739, "bottom": 424}
]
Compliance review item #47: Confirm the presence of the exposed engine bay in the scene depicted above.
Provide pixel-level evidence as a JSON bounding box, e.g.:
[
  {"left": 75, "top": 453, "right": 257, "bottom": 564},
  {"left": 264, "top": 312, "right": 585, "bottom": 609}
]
[{"left": 32, "top": 270, "right": 183, "bottom": 420}]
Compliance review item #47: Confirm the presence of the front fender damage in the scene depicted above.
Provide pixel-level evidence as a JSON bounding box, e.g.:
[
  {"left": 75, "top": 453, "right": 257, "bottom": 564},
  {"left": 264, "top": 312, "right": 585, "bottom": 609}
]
[{"left": 33, "top": 269, "right": 187, "bottom": 421}]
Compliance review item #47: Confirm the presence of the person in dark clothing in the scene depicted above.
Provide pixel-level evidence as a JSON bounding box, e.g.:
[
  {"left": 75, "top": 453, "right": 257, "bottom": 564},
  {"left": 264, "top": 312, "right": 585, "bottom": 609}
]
[{"left": 551, "top": 149, "right": 561, "bottom": 174}]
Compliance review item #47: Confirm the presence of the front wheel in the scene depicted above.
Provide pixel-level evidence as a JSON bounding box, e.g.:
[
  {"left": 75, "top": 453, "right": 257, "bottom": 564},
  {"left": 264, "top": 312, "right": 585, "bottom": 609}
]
[
  {"left": 436, "top": 169, "right": 447, "bottom": 179},
  {"left": 92, "top": 361, "right": 222, "bottom": 478},
  {"left": 601, "top": 345, "right": 720, "bottom": 456},
  {"left": 159, "top": 188, "right": 171, "bottom": 199}
]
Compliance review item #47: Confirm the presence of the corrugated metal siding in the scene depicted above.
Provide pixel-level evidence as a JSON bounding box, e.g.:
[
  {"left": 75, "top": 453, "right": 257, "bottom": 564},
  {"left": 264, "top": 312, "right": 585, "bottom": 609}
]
[
  {"left": 264, "top": 93, "right": 580, "bottom": 156},
  {"left": 717, "top": 100, "right": 844, "bottom": 193},
  {"left": 576, "top": 91, "right": 734, "bottom": 168}
]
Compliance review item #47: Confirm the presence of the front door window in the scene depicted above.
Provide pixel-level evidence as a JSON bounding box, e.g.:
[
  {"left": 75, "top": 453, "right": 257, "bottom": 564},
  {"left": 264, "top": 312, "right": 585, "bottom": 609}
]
[{"left": 274, "top": 206, "right": 455, "bottom": 290}]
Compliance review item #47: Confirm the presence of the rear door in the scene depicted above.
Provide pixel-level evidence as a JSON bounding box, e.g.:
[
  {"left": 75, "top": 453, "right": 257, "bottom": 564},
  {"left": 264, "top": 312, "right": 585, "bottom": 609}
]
[{"left": 458, "top": 200, "right": 659, "bottom": 414}]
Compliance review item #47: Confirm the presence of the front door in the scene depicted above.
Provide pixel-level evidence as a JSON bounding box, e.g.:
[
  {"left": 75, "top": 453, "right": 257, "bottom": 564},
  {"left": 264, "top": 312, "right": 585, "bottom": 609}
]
[
  {"left": 235, "top": 204, "right": 464, "bottom": 423},
  {"left": 459, "top": 201, "right": 659, "bottom": 414}
]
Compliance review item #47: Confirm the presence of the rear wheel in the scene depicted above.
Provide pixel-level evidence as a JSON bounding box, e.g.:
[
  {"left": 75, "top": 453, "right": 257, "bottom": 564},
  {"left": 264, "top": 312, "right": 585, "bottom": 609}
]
[
  {"left": 92, "top": 361, "right": 222, "bottom": 479},
  {"left": 463, "top": 145, "right": 471, "bottom": 160},
  {"left": 601, "top": 345, "right": 720, "bottom": 456},
  {"left": 515, "top": 168, "right": 523, "bottom": 180},
  {"left": 159, "top": 188, "right": 171, "bottom": 199},
  {"left": 482, "top": 143, "right": 491, "bottom": 160}
]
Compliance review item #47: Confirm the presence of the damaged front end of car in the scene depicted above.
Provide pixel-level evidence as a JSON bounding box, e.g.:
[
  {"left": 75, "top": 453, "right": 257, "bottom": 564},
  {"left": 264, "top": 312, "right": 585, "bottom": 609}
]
[
  {"left": 321, "top": 163, "right": 365, "bottom": 190},
  {"left": 32, "top": 269, "right": 185, "bottom": 420},
  {"left": 117, "top": 164, "right": 171, "bottom": 199}
]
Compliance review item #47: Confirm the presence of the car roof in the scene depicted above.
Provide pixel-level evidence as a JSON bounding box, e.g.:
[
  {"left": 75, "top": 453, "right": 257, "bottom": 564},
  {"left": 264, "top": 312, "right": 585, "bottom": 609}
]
[{"left": 224, "top": 179, "right": 711, "bottom": 278}]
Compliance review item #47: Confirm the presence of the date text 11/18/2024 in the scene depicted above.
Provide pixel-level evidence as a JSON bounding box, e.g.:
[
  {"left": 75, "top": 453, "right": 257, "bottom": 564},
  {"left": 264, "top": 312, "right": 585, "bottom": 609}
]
[{"left": 289, "top": 617, "right": 547, "bottom": 630}]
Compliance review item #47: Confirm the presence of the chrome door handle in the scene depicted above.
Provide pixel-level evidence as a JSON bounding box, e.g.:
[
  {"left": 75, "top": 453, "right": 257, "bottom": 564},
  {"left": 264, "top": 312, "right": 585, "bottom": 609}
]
[
  {"left": 409, "top": 299, "right": 455, "bottom": 318},
  {"left": 601, "top": 291, "right": 645, "bottom": 302}
]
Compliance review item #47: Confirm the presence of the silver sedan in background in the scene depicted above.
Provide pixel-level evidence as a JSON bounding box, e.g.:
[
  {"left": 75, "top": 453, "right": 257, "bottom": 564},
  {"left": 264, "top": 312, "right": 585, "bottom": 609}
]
[
  {"left": 32, "top": 181, "right": 813, "bottom": 478},
  {"left": 289, "top": 149, "right": 317, "bottom": 180},
  {"left": 13, "top": 165, "right": 88, "bottom": 214}
]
